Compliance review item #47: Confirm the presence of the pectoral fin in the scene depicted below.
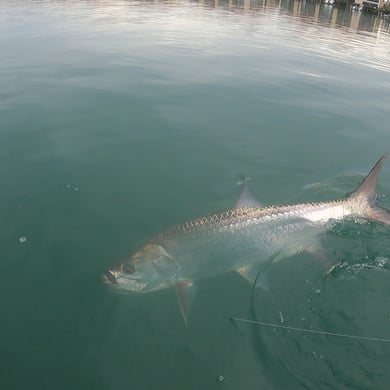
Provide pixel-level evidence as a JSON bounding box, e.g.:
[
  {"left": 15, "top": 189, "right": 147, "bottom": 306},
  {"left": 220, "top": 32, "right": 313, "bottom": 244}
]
[
  {"left": 304, "top": 244, "right": 336, "bottom": 266},
  {"left": 175, "top": 281, "right": 196, "bottom": 326}
]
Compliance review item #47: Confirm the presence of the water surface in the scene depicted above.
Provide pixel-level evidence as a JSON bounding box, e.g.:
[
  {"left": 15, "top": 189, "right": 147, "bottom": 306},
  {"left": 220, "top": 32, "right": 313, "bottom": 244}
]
[{"left": 1, "top": 1, "right": 390, "bottom": 389}]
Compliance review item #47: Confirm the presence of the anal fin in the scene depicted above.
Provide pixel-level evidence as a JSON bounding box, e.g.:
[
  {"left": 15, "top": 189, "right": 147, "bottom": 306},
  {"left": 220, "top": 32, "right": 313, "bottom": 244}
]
[{"left": 236, "top": 264, "right": 269, "bottom": 291}]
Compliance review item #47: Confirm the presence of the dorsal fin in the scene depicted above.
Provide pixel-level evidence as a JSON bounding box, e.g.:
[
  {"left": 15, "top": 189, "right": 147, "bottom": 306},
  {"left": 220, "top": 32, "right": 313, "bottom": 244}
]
[
  {"left": 234, "top": 178, "right": 263, "bottom": 209},
  {"left": 350, "top": 154, "right": 388, "bottom": 203}
]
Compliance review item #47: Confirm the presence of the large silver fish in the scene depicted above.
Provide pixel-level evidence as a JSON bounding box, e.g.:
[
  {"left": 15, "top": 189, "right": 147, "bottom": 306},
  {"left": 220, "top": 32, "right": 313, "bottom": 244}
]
[{"left": 103, "top": 155, "right": 390, "bottom": 324}]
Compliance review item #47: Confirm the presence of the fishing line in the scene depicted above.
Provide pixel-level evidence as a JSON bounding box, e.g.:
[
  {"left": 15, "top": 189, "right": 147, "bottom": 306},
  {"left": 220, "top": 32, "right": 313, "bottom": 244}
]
[
  {"left": 233, "top": 264, "right": 390, "bottom": 343},
  {"left": 230, "top": 317, "right": 390, "bottom": 343}
]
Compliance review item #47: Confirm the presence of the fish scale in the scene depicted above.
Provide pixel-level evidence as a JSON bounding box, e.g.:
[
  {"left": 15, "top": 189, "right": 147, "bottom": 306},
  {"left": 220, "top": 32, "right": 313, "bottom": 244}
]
[{"left": 160, "top": 201, "right": 349, "bottom": 240}]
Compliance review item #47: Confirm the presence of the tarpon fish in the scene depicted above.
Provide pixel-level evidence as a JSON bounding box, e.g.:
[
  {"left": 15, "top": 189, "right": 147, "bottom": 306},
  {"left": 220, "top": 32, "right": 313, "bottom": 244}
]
[{"left": 103, "top": 155, "right": 390, "bottom": 324}]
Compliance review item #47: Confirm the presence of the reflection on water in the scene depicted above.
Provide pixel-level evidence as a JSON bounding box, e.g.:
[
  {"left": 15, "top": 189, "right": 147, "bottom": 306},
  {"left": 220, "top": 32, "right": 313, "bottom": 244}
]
[
  {"left": 2, "top": 0, "right": 388, "bottom": 78},
  {"left": 1, "top": 0, "right": 390, "bottom": 36},
  {"left": 196, "top": 0, "right": 390, "bottom": 74},
  {"left": 198, "top": 0, "right": 390, "bottom": 34}
]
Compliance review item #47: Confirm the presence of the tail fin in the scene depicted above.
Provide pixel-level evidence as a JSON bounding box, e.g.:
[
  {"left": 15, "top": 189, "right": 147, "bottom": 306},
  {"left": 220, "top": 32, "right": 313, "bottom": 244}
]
[
  {"left": 350, "top": 154, "right": 390, "bottom": 224},
  {"left": 350, "top": 154, "right": 388, "bottom": 202}
]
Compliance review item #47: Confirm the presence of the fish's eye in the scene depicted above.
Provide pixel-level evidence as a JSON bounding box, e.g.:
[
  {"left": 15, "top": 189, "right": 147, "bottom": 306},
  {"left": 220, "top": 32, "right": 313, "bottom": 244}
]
[{"left": 121, "top": 264, "right": 135, "bottom": 274}]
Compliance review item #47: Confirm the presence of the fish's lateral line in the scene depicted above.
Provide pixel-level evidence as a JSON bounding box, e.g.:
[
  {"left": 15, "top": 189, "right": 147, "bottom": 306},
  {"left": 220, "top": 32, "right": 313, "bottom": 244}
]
[{"left": 231, "top": 317, "right": 390, "bottom": 343}]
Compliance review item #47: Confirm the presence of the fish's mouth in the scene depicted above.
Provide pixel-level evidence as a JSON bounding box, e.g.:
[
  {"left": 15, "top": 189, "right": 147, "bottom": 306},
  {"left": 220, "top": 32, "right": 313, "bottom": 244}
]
[
  {"left": 102, "top": 270, "right": 117, "bottom": 284},
  {"left": 101, "top": 270, "right": 147, "bottom": 292}
]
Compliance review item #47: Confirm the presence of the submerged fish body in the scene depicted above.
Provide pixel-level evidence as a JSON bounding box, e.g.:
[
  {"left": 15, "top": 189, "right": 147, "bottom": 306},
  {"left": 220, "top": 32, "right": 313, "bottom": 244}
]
[
  {"left": 103, "top": 155, "right": 390, "bottom": 323},
  {"left": 153, "top": 202, "right": 346, "bottom": 279}
]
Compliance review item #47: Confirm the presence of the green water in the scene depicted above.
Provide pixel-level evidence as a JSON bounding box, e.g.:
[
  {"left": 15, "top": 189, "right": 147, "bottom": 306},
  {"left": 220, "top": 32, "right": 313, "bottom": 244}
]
[{"left": 1, "top": 0, "right": 390, "bottom": 389}]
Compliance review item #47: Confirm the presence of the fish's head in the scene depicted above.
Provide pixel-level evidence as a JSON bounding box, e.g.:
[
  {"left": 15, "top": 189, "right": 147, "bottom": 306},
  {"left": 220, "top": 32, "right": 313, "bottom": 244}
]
[{"left": 102, "top": 244, "right": 178, "bottom": 293}]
